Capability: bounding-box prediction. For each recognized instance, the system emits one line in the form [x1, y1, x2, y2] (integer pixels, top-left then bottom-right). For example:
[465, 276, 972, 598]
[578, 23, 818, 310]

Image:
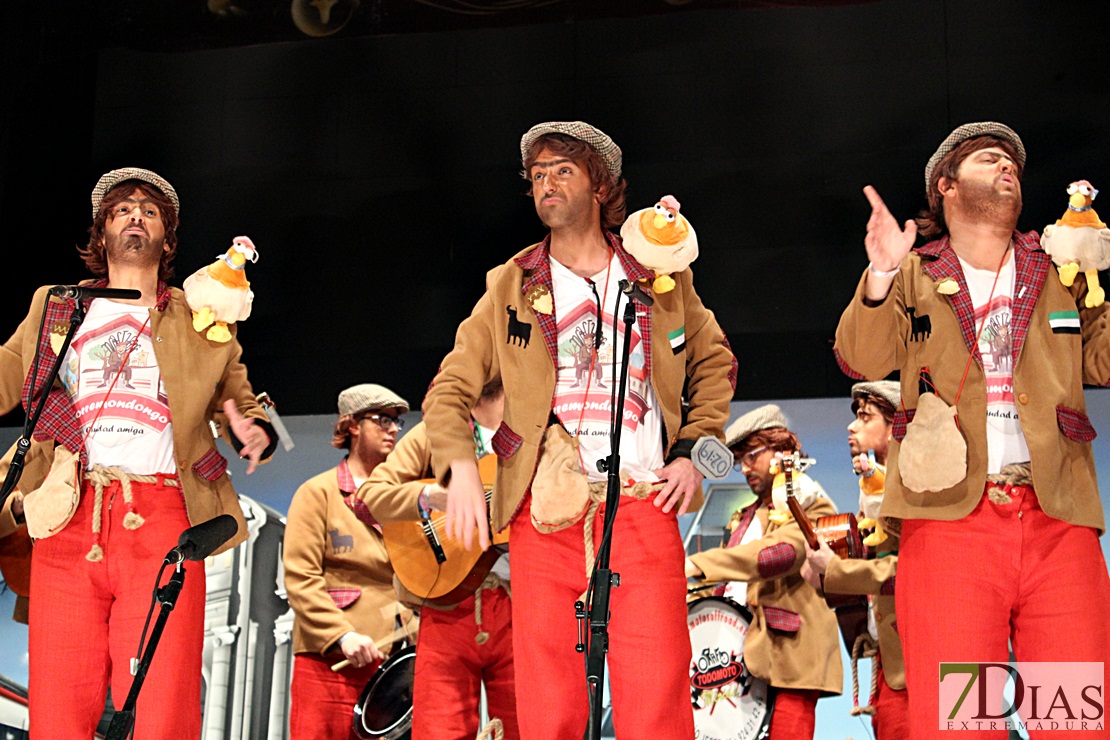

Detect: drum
[352, 645, 415, 740]
[687, 596, 773, 740]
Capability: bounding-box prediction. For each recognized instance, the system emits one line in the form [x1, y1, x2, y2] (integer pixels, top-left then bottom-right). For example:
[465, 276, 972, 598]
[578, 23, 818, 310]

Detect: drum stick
[330, 624, 414, 672]
[686, 580, 722, 595]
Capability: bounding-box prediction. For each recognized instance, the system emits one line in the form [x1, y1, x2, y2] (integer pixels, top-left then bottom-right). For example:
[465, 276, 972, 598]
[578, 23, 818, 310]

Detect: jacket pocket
[1056, 405, 1097, 443]
[892, 408, 915, 443]
[762, 605, 801, 633]
[491, 422, 523, 460]
[327, 588, 361, 609]
[192, 448, 229, 481]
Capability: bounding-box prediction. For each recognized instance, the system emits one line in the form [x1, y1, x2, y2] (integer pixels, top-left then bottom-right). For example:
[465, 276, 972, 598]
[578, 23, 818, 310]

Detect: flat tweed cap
[725, 403, 788, 449]
[520, 120, 623, 181]
[851, 380, 901, 412]
[338, 383, 409, 416]
[924, 121, 1026, 193]
[91, 167, 180, 219]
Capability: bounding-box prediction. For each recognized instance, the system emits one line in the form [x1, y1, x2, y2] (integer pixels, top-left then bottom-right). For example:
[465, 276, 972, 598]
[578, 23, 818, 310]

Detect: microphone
[165, 514, 239, 564]
[49, 285, 142, 301]
[618, 279, 654, 307]
[690, 436, 734, 479]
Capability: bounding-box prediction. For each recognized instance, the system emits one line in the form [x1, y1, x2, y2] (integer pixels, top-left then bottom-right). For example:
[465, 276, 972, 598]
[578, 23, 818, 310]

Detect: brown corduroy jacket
[835, 234, 1109, 532]
[422, 238, 737, 532]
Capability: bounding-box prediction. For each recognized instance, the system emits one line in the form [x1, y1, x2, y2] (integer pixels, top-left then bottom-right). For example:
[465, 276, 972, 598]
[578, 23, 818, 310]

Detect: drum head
[687, 596, 774, 740]
[353, 645, 415, 740]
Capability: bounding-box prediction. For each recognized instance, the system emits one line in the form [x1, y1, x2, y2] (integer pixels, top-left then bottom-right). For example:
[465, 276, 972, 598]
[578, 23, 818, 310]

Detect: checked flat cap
[520, 120, 622, 181]
[924, 122, 1026, 193]
[338, 383, 409, 416]
[724, 404, 788, 449]
[91, 167, 180, 219]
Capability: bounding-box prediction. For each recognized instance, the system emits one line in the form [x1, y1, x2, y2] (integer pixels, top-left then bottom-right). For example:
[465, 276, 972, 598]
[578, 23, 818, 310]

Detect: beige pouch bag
[898, 392, 967, 492]
[530, 423, 591, 534]
[23, 445, 81, 539]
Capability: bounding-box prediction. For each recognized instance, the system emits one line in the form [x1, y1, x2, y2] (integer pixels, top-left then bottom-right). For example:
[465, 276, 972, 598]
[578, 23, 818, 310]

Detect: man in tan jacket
[361, 379, 518, 740]
[686, 404, 842, 739]
[283, 383, 412, 740]
[0, 167, 276, 739]
[423, 120, 737, 739]
[802, 380, 907, 739]
[835, 121, 1110, 737]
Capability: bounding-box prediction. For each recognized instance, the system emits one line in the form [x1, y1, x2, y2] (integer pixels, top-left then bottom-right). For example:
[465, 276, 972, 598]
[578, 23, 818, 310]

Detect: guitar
[379, 453, 509, 607]
[779, 453, 868, 611]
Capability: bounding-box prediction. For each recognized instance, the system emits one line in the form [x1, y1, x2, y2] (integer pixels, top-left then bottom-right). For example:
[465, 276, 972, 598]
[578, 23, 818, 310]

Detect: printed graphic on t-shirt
[975, 294, 1021, 430]
[64, 306, 170, 444]
[552, 295, 650, 438]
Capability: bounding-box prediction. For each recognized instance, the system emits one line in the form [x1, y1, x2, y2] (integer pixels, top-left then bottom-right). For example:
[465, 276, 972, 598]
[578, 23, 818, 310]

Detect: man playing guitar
[360, 378, 517, 740]
[685, 404, 843, 739]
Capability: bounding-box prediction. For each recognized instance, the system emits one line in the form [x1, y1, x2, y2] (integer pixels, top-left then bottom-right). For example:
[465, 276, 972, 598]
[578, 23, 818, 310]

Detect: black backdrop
[3, 0, 1109, 425]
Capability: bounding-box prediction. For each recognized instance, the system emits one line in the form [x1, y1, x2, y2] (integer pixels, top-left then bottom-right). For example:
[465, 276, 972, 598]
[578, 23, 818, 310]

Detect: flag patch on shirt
[1049, 310, 1080, 334]
[668, 326, 686, 354]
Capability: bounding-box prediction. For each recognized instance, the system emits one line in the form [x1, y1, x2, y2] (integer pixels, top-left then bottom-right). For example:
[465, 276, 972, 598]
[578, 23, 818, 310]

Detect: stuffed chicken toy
[183, 235, 258, 342]
[620, 194, 698, 293]
[1041, 180, 1110, 308]
[856, 450, 888, 547]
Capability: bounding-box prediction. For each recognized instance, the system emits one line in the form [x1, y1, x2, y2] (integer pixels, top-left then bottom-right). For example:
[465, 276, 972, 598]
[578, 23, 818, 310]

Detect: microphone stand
[0, 294, 88, 510]
[580, 288, 640, 740]
[104, 561, 187, 740]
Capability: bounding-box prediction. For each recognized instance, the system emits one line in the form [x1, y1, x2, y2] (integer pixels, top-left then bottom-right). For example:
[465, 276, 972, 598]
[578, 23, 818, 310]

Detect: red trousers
[872, 664, 910, 740]
[290, 652, 382, 740]
[511, 495, 694, 739]
[767, 687, 820, 740]
[412, 585, 518, 740]
[28, 477, 205, 739]
[897, 488, 1110, 739]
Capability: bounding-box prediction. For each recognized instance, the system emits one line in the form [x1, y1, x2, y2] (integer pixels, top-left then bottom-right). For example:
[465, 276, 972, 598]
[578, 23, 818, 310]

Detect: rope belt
[849, 630, 880, 717]
[476, 718, 504, 740]
[83, 466, 179, 562]
[473, 571, 511, 645]
[985, 462, 1033, 504]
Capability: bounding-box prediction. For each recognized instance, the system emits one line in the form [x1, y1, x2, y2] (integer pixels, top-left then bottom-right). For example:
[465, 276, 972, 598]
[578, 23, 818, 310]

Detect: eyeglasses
[361, 414, 404, 431]
[732, 446, 769, 471]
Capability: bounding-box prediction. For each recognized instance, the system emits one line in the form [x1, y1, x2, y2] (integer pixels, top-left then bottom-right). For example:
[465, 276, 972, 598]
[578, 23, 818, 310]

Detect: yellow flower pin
[525, 284, 553, 315]
[935, 278, 959, 295]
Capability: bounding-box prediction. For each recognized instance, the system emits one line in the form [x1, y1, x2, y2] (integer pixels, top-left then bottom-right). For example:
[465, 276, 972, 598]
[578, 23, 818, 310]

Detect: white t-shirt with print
[960, 253, 1030, 473]
[62, 298, 175, 475]
[549, 253, 664, 483]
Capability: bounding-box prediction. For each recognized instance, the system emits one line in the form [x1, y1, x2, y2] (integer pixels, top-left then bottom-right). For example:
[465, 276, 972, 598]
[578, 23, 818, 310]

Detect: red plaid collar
[725, 500, 761, 548]
[22, 280, 172, 461]
[916, 230, 1047, 363]
[337, 456, 357, 494]
[515, 232, 655, 377]
[338, 457, 381, 530]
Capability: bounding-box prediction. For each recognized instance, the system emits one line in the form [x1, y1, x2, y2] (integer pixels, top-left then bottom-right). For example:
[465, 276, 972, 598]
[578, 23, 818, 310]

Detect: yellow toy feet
[1057, 262, 1080, 287]
[862, 527, 888, 547]
[192, 306, 215, 332]
[1086, 285, 1105, 308]
[652, 274, 676, 293]
[206, 322, 232, 342]
[858, 516, 878, 529]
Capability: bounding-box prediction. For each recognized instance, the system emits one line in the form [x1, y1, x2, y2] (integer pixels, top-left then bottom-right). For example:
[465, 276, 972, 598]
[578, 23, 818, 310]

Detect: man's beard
[959, 176, 1022, 228]
[106, 232, 163, 267]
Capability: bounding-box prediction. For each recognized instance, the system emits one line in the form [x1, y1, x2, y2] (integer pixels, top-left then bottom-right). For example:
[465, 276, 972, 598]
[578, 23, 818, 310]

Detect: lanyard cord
[952, 244, 1011, 426]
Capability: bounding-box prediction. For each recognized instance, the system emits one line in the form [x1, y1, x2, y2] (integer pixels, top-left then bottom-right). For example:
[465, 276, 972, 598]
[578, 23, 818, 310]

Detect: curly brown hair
[80, 180, 178, 282]
[735, 427, 801, 457]
[915, 135, 1024, 239]
[522, 133, 628, 230]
